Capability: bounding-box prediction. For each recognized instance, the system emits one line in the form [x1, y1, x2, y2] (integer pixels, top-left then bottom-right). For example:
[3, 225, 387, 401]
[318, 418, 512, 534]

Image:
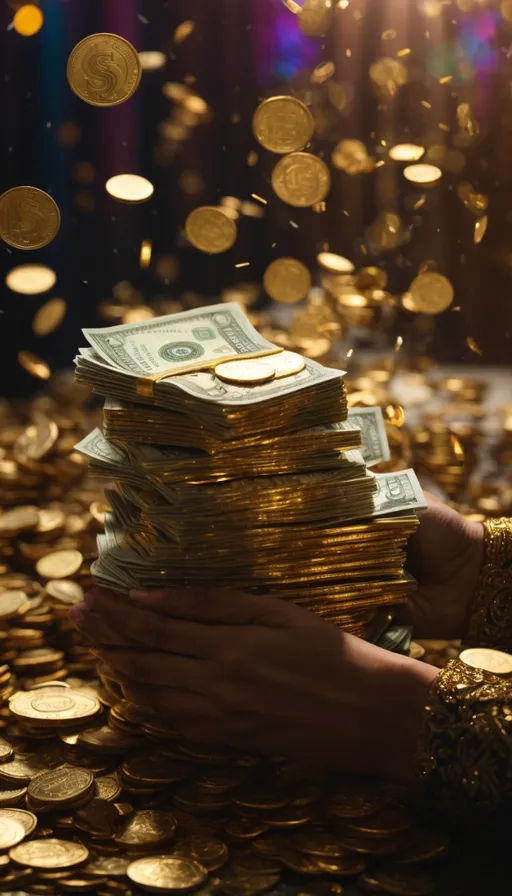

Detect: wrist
[459, 519, 485, 635]
[376, 652, 439, 782]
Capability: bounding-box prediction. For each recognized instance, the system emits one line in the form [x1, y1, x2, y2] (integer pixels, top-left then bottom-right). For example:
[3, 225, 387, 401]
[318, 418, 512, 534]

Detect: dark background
[1, 0, 511, 398]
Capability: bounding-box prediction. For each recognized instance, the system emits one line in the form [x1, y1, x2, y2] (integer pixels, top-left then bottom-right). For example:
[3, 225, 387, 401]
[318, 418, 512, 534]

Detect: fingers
[128, 584, 294, 628]
[115, 677, 208, 726]
[99, 647, 210, 693]
[75, 590, 215, 657]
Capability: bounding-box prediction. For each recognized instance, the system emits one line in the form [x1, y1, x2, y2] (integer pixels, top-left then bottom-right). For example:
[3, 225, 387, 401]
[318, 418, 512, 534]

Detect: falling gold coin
[139, 50, 167, 71]
[317, 252, 355, 273]
[127, 856, 208, 892]
[215, 359, 276, 386]
[13, 4, 43, 37]
[405, 272, 454, 314]
[32, 298, 67, 336]
[6, 264, 56, 295]
[67, 33, 141, 107]
[10, 838, 89, 870]
[0, 187, 60, 250]
[332, 139, 371, 175]
[299, 0, 334, 36]
[369, 57, 408, 90]
[252, 96, 315, 154]
[270, 351, 306, 378]
[388, 144, 425, 162]
[272, 153, 331, 207]
[105, 174, 154, 203]
[403, 164, 442, 185]
[474, 215, 488, 245]
[35, 549, 83, 579]
[264, 257, 312, 303]
[17, 351, 51, 380]
[185, 206, 237, 254]
[460, 647, 512, 676]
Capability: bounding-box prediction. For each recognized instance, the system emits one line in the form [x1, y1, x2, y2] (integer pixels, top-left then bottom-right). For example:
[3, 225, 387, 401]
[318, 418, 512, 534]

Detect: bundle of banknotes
[75, 304, 427, 642]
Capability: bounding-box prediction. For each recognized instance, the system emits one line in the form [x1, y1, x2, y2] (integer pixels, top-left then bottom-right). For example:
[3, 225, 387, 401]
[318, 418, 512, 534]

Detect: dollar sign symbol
[83, 50, 119, 99]
[18, 192, 45, 246]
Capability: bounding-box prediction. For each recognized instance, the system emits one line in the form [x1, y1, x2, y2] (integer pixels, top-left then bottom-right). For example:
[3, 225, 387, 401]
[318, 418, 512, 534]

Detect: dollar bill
[371, 469, 427, 517]
[83, 303, 280, 376]
[346, 407, 390, 467]
[74, 428, 127, 466]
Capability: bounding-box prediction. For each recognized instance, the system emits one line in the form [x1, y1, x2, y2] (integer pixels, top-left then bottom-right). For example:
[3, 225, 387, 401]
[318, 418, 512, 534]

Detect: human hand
[398, 493, 484, 639]
[71, 586, 437, 779]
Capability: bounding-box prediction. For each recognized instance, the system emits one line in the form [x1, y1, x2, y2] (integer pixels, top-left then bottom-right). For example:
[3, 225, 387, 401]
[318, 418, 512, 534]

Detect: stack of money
[75, 304, 427, 639]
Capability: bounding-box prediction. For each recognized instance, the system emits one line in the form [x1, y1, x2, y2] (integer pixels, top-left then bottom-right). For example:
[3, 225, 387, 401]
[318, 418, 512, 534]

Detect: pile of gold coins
[0, 375, 105, 692]
[0, 672, 451, 895]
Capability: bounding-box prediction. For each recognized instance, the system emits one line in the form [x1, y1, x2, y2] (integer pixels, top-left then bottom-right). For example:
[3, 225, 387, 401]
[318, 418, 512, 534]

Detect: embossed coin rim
[67, 33, 142, 108]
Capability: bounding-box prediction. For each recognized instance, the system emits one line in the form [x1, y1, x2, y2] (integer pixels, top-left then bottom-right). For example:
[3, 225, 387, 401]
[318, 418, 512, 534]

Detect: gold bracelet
[464, 518, 512, 651]
[417, 655, 512, 825]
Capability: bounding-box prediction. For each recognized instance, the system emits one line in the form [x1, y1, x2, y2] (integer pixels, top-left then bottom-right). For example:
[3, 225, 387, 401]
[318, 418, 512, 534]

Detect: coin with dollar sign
[272, 153, 331, 207]
[67, 33, 141, 107]
[0, 187, 61, 250]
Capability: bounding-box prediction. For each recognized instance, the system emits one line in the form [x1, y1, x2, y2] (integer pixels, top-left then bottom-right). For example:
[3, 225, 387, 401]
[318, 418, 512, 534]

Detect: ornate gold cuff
[464, 518, 512, 651]
[417, 654, 512, 825]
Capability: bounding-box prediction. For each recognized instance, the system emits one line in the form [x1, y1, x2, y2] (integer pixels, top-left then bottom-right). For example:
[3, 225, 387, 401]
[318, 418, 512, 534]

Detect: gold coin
[17, 351, 51, 379]
[389, 143, 425, 162]
[405, 272, 454, 314]
[10, 838, 89, 869]
[271, 153, 331, 207]
[0, 506, 39, 535]
[94, 774, 122, 802]
[0, 808, 37, 836]
[0, 591, 31, 621]
[0, 740, 13, 763]
[115, 809, 178, 847]
[67, 33, 141, 107]
[370, 56, 408, 89]
[252, 96, 314, 154]
[9, 687, 100, 724]
[403, 163, 442, 185]
[16, 420, 59, 461]
[460, 647, 512, 675]
[0, 187, 61, 250]
[270, 351, 306, 379]
[6, 264, 56, 295]
[32, 298, 67, 336]
[105, 174, 154, 203]
[28, 766, 94, 807]
[45, 580, 84, 605]
[185, 207, 237, 254]
[409, 641, 426, 660]
[35, 549, 83, 579]
[263, 258, 312, 303]
[299, 0, 334, 36]
[474, 215, 488, 245]
[127, 856, 208, 892]
[214, 359, 276, 386]
[0, 817, 26, 849]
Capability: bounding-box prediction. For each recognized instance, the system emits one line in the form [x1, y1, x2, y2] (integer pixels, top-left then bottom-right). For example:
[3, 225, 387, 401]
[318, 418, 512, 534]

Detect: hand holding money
[398, 492, 484, 639]
[72, 585, 437, 779]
